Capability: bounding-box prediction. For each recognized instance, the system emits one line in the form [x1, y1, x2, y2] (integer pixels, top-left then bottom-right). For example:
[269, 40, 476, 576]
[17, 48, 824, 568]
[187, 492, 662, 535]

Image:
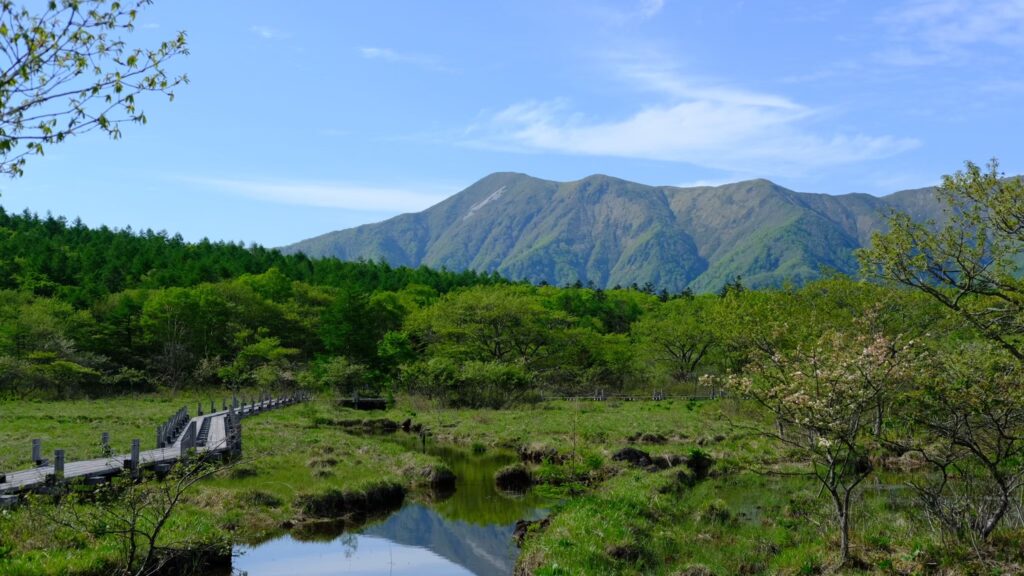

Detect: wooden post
[53, 449, 65, 480]
[101, 432, 110, 456]
[210, 399, 215, 413]
[180, 421, 196, 458]
[197, 401, 203, 416]
[235, 412, 242, 454]
[32, 438, 41, 465]
[130, 439, 140, 479]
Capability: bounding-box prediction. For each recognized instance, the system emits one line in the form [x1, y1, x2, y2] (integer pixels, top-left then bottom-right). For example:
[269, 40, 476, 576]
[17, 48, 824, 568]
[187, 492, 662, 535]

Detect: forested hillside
[6, 202, 922, 404]
[0, 208, 504, 305]
[0, 207, 505, 397]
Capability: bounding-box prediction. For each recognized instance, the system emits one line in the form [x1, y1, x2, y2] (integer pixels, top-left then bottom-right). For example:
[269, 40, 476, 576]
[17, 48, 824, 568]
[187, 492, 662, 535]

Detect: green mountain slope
[282, 173, 945, 292]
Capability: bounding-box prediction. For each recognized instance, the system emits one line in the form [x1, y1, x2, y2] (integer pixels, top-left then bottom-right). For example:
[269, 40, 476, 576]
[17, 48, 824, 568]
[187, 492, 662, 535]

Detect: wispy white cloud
[358, 47, 452, 72]
[464, 55, 918, 174]
[637, 0, 666, 19]
[876, 0, 1024, 65]
[251, 25, 288, 40]
[780, 60, 862, 84]
[186, 177, 450, 212]
[587, 0, 668, 26]
[616, 56, 802, 109]
[467, 100, 916, 174]
[675, 178, 743, 188]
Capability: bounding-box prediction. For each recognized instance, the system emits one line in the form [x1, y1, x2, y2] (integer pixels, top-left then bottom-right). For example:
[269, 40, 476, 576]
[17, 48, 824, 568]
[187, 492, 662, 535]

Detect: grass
[381, 398, 1021, 575]
[0, 394, 192, 470]
[383, 397, 755, 457]
[0, 393, 450, 574]
[1, 394, 1021, 575]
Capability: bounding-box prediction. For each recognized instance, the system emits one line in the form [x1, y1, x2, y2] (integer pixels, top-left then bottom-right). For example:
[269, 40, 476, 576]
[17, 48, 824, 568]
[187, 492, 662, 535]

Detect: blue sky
[1, 0, 1021, 247]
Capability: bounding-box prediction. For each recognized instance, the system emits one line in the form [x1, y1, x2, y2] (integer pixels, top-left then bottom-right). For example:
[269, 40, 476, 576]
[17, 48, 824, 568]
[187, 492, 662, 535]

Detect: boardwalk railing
[157, 407, 189, 448]
[0, 391, 310, 505]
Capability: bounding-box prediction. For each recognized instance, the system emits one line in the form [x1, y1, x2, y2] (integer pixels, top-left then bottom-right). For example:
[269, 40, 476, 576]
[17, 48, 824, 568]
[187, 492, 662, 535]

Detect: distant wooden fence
[540, 389, 725, 402]
[0, 391, 309, 507]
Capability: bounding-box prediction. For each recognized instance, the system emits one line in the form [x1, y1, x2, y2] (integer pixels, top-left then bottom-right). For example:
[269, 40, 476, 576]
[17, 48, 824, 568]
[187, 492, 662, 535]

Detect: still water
[234, 440, 549, 576]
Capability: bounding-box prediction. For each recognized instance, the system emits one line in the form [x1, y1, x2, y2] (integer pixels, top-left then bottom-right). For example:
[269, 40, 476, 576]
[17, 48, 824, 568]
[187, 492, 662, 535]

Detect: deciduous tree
[859, 159, 1024, 361]
[631, 296, 717, 386]
[728, 319, 916, 565]
[903, 342, 1024, 545]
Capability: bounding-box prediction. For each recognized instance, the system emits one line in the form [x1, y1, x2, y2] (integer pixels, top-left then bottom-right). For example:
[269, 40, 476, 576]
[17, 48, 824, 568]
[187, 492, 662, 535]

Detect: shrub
[401, 358, 534, 408]
[300, 356, 371, 395]
[686, 448, 713, 480]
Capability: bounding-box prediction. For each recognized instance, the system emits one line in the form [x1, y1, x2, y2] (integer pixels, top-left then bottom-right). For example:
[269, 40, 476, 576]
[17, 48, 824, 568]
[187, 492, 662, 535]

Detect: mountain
[361, 503, 517, 575]
[281, 173, 944, 292]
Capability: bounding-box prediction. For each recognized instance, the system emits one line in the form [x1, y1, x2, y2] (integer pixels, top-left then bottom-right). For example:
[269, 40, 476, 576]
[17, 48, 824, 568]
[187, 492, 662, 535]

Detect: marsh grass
[0, 394, 189, 470]
[375, 399, 1020, 574]
[1, 395, 1020, 574]
[0, 394, 447, 574]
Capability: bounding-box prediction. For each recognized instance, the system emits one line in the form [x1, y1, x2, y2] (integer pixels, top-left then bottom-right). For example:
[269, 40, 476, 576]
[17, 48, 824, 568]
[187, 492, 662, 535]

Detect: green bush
[686, 448, 713, 480]
[400, 357, 534, 409]
[300, 356, 371, 395]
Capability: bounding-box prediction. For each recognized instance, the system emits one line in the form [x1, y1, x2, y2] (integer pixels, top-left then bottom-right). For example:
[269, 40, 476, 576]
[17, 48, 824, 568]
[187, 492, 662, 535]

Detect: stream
[232, 438, 549, 576]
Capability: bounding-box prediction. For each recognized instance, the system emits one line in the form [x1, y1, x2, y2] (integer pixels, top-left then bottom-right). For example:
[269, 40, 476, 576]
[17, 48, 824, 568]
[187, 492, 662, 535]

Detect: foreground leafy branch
[33, 455, 229, 575]
[0, 0, 188, 176]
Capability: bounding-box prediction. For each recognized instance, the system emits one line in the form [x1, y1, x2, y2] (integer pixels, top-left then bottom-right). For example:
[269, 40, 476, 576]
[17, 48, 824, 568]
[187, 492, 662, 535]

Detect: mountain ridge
[282, 173, 944, 292]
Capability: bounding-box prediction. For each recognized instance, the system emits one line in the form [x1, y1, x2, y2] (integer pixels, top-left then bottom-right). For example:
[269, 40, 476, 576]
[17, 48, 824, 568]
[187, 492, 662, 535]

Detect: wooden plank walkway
[0, 394, 305, 496]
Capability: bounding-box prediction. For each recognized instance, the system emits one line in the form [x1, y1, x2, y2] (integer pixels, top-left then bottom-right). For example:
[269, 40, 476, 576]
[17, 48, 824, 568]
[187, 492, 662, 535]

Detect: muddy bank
[294, 481, 406, 520]
[152, 547, 232, 576]
[495, 463, 533, 491]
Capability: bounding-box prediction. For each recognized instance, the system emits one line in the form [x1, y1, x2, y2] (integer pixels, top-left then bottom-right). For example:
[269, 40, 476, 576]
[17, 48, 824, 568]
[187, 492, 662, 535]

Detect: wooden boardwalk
[0, 394, 304, 497]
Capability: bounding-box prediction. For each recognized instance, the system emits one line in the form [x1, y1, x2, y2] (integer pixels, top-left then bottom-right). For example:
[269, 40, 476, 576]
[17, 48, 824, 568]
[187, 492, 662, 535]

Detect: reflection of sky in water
[234, 443, 549, 576]
[361, 503, 517, 574]
[234, 533, 475, 576]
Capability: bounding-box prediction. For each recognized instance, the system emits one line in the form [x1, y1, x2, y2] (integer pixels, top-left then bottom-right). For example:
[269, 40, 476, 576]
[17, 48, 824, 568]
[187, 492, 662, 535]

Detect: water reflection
[365, 503, 515, 574]
[234, 439, 549, 576]
[235, 532, 475, 576]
